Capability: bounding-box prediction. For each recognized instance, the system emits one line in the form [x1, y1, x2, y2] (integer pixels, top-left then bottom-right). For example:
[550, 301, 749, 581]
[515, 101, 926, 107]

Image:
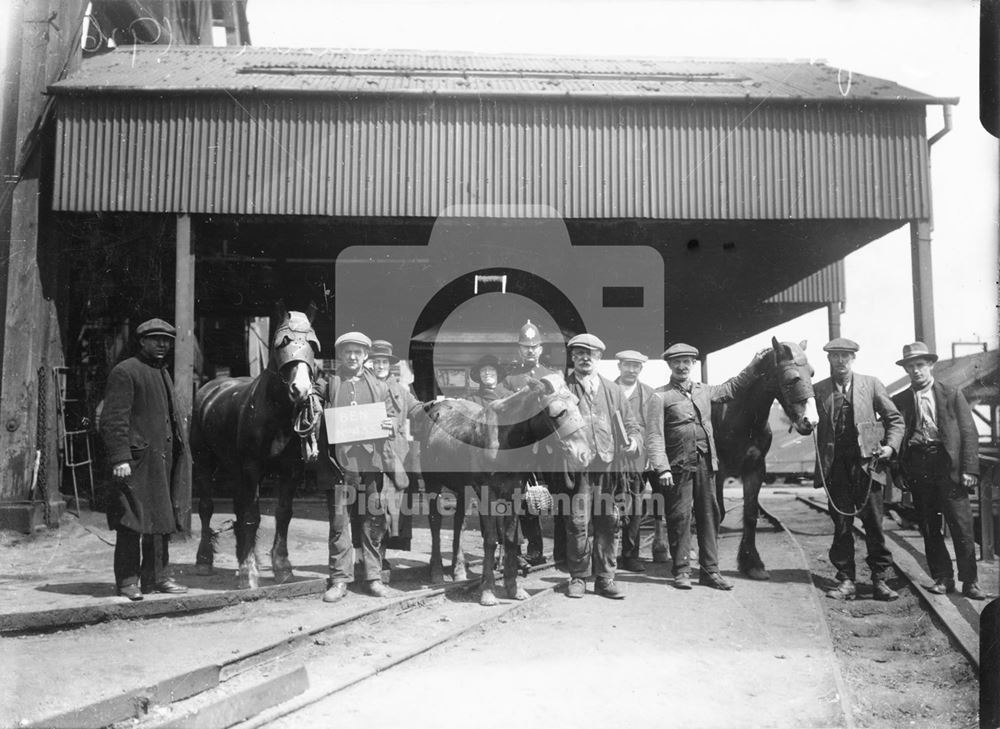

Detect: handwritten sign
[324, 402, 388, 445]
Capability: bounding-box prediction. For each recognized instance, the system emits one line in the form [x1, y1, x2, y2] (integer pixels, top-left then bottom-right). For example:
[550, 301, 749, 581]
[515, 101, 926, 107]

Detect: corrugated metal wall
[766, 260, 846, 303]
[52, 95, 931, 219]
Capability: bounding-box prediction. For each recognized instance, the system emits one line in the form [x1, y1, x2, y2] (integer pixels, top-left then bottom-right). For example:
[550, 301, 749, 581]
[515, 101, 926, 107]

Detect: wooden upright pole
[174, 214, 195, 532]
[909, 220, 937, 351]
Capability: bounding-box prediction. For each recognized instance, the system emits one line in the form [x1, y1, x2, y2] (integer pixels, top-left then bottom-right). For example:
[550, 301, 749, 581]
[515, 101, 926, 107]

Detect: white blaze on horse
[190, 308, 323, 589]
[712, 337, 816, 580]
[411, 374, 591, 606]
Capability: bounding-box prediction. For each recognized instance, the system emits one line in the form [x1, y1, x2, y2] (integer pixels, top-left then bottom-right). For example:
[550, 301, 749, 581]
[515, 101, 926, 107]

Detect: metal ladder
[53, 366, 95, 514]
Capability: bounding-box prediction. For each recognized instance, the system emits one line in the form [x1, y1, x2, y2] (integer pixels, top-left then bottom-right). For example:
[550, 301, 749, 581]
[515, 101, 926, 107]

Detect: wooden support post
[174, 214, 195, 532]
[982, 465, 995, 562]
[827, 302, 841, 341]
[909, 220, 936, 351]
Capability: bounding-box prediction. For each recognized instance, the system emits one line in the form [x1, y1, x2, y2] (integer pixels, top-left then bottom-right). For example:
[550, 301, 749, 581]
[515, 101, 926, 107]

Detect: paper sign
[324, 402, 389, 445]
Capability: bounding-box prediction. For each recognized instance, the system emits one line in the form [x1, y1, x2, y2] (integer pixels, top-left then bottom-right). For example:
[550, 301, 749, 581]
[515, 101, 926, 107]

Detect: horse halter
[771, 352, 815, 406]
[547, 391, 587, 447]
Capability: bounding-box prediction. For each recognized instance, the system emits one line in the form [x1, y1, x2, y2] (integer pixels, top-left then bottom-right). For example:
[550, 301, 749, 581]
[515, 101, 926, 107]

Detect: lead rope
[294, 392, 323, 464]
[811, 429, 877, 518]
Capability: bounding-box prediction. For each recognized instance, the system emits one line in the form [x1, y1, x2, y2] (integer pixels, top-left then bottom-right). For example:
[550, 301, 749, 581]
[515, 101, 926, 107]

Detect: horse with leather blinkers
[191, 307, 323, 589]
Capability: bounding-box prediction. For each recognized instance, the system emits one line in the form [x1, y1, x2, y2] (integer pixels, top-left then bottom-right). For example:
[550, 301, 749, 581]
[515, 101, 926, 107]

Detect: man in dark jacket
[563, 333, 640, 600]
[100, 318, 190, 601]
[657, 343, 763, 591]
[317, 331, 393, 602]
[814, 338, 905, 602]
[891, 342, 985, 600]
[613, 350, 671, 572]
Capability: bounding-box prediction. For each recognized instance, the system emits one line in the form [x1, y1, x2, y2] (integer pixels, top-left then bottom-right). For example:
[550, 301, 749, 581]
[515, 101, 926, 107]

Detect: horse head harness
[272, 312, 322, 463]
[770, 351, 815, 406]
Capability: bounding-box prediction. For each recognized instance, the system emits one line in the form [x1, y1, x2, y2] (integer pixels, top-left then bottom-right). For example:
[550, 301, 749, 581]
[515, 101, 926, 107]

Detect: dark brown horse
[411, 374, 591, 606]
[712, 337, 817, 580]
[190, 310, 323, 589]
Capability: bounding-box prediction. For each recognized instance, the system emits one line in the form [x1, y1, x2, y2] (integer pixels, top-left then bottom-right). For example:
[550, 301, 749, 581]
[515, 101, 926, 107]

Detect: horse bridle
[770, 352, 815, 412]
[544, 390, 587, 452]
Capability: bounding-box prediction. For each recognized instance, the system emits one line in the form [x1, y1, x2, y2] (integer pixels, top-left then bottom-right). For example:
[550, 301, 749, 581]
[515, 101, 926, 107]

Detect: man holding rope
[814, 338, 904, 602]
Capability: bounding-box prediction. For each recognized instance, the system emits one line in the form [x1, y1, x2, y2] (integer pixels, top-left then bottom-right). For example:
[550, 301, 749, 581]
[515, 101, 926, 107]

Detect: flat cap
[334, 331, 372, 350]
[822, 338, 860, 354]
[566, 333, 606, 352]
[896, 341, 938, 366]
[615, 350, 648, 363]
[136, 318, 176, 338]
[370, 339, 399, 363]
[662, 343, 699, 360]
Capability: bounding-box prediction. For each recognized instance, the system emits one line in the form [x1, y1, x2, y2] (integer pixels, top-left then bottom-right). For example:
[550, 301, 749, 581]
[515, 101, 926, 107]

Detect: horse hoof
[273, 569, 293, 584]
[453, 562, 468, 582]
[196, 564, 214, 576]
[739, 564, 770, 581]
[480, 590, 499, 607]
[429, 564, 445, 585]
[506, 585, 529, 601]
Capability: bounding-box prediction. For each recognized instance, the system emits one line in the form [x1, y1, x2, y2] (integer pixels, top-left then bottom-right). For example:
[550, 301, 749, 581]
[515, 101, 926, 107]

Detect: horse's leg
[236, 466, 262, 590]
[502, 491, 528, 601]
[737, 446, 769, 580]
[270, 460, 297, 584]
[194, 457, 216, 575]
[451, 486, 467, 582]
[427, 484, 445, 584]
[479, 487, 498, 606]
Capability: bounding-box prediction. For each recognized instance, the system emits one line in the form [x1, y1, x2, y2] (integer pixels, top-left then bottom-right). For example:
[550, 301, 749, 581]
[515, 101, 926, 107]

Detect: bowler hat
[615, 350, 648, 364]
[566, 333, 606, 353]
[136, 318, 176, 339]
[470, 355, 504, 384]
[896, 341, 938, 366]
[370, 339, 400, 363]
[334, 331, 372, 350]
[661, 343, 699, 361]
[822, 338, 859, 354]
[518, 320, 543, 347]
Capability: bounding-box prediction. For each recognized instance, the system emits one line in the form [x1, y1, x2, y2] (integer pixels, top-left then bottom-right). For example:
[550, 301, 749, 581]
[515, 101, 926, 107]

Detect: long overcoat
[100, 355, 191, 534]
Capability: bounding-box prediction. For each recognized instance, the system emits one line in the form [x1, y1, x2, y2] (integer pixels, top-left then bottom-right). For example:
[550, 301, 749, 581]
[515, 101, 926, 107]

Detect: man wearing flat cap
[503, 320, 558, 565]
[656, 343, 764, 591]
[891, 342, 985, 600]
[369, 340, 419, 572]
[614, 350, 672, 572]
[814, 337, 904, 602]
[563, 333, 641, 600]
[317, 331, 394, 602]
[100, 318, 190, 601]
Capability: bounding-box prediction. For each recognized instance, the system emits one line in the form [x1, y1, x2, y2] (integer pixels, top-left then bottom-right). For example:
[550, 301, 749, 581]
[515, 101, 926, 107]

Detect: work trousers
[619, 471, 646, 561]
[326, 469, 387, 584]
[114, 528, 170, 588]
[904, 447, 978, 584]
[565, 463, 617, 581]
[827, 447, 893, 582]
[665, 452, 719, 577]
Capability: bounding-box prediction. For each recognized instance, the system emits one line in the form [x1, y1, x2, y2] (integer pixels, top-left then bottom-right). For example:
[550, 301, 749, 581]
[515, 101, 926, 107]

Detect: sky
[216, 1, 995, 386]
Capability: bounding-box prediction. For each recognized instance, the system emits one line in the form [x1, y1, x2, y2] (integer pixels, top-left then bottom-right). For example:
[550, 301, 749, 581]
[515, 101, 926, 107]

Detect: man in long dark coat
[100, 318, 191, 601]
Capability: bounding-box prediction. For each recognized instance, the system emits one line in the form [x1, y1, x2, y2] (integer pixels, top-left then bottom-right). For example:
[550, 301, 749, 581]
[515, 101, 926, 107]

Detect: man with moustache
[613, 350, 672, 572]
[100, 318, 190, 600]
[891, 342, 985, 600]
[317, 331, 394, 602]
[657, 344, 765, 591]
[503, 320, 557, 566]
[814, 338, 904, 602]
[563, 334, 641, 600]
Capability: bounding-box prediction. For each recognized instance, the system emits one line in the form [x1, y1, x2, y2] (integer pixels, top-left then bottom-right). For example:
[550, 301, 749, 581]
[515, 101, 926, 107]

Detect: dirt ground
[0, 489, 982, 729]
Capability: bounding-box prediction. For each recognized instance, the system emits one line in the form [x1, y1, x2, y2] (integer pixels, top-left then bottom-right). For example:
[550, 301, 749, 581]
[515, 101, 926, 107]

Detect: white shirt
[913, 379, 938, 427]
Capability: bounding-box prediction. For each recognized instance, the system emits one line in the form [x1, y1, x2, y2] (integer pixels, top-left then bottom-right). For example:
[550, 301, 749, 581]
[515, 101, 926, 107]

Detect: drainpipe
[928, 104, 954, 147]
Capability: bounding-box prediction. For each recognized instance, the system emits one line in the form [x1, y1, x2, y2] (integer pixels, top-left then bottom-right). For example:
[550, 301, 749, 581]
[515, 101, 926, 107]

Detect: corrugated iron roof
[49, 46, 952, 103]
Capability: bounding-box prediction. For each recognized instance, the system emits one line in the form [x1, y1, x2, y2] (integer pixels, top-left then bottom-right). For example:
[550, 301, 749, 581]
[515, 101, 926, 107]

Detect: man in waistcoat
[891, 342, 985, 600]
[563, 334, 640, 599]
[814, 338, 905, 601]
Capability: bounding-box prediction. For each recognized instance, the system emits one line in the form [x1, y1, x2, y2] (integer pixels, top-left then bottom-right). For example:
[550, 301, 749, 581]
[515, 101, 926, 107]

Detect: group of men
[100, 317, 986, 606]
